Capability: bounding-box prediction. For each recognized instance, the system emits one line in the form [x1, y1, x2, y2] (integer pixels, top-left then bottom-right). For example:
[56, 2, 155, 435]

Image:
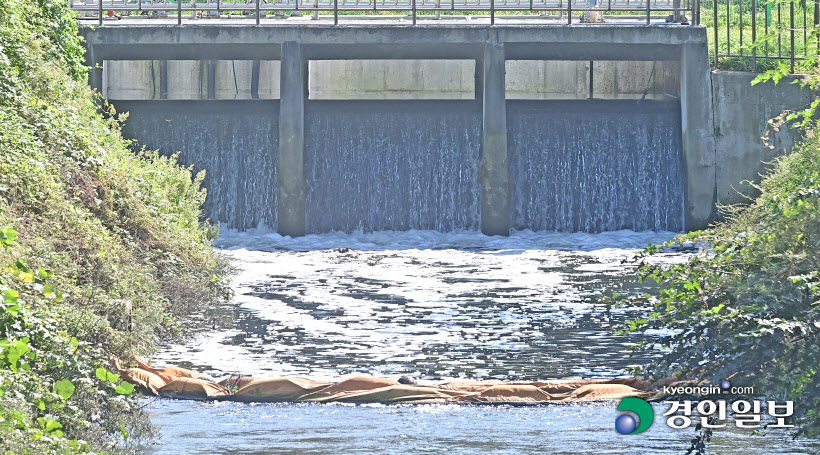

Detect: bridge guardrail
[70, 0, 697, 26]
[706, 0, 818, 73]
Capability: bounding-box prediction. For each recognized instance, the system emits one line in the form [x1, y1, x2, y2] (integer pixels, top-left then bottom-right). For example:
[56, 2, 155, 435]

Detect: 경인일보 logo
[615, 397, 654, 435]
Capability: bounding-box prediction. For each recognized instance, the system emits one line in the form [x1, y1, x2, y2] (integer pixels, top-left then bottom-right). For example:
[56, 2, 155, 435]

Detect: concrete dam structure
[80, 24, 807, 236]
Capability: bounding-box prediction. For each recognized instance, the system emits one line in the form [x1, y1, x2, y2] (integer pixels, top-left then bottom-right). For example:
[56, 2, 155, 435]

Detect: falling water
[117, 99, 683, 234]
[118, 100, 279, 230]
[508, 100, 684, 233]
[304, 100, 482, 234]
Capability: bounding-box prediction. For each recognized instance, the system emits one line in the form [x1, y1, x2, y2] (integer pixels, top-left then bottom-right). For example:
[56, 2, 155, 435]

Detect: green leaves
[618, 122, 820, 436]
[0, 0, 228, 451]
[53, 379, 75, 400]
[0, 227, 17, 246]
[1, 337, 33, 372]
[36, 417, 63, 438]
[115, 381, 134, 395]
[4, 289, 20, 305]
[3, 289, 20, 316]
[96, 367, 133, 395]
[95, 368, 119, 383]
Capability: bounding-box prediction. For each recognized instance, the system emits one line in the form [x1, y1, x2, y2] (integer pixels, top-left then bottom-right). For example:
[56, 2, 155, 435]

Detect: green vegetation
[701, 0, 819, 72]
[619, 106, 820, 435]
[0, 0, 230, 452]
[617, 0, 820, 436]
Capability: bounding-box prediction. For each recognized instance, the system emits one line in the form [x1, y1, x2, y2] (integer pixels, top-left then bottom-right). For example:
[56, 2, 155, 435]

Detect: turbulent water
[153, 229, 677, 380]
[145, 229, 820, 454]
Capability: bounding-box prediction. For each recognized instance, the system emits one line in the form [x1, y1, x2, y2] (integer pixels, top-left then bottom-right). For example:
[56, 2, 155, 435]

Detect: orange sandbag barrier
[115, 358, 658, 404]
[158, 378, 231, 400]
[233, 377, 333, 402]
[218, 375, 258, 390]
[119, 368, 170, 395]
[135, 356, 201, 380]
[565, 383, 646, 400]
[462, 385, 555, 403]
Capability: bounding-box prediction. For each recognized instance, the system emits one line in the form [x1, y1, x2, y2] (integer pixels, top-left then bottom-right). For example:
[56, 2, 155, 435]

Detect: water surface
[146, 230, 818, 454]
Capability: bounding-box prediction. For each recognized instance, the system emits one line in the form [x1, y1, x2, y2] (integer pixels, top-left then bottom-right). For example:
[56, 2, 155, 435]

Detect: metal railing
[707, 0, 819, 72]
[70, 0, 697, 26]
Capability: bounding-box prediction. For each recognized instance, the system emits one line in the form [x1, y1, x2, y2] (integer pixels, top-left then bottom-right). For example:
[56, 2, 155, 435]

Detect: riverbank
[0, 0, 230, 452]
[620, 120, 820, 435]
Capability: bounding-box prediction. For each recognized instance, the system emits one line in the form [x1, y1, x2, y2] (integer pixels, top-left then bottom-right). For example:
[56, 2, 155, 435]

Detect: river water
[144, 229, 820, 454]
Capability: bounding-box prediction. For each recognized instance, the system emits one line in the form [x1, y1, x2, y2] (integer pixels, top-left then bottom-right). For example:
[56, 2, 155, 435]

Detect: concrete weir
[81, 25, 735, 235]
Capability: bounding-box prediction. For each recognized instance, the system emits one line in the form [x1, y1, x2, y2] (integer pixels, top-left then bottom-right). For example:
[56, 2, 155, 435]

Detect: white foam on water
[215, 227, 680, 252]
[154, 228, 685, 381]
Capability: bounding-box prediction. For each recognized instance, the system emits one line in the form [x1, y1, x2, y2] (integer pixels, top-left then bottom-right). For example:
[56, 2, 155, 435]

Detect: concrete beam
[680, 35, 717, 230]
[79, 25, 705, 62]
[480, 39, 510, 236]
[503, 42, 680, 61]
[277, 41, 306, 237]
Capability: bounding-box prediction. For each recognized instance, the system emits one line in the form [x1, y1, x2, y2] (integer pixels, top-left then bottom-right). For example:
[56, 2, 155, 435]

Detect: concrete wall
[104, 60, 280, 100]
[711, 71, 811, 207]
[214, 60, 281, 99]
[103, 60, 159, 100]
[505, 60, 674, 100]
[104, 58, 675, 101]
[309, 60, 475, 99]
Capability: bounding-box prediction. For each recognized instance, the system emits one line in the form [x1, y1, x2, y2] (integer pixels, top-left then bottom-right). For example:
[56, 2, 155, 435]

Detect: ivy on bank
[0, 0, 231, 452]
[1, 229, 137, 454]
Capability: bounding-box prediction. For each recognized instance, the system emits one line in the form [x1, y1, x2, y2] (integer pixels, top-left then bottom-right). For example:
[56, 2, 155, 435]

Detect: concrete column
[160, 60, 168, 99]
[277, 41, 306, 237]
[208, 60, 216, 100]
[86, 46, 103, 95]
[251, 59, 261, 100]
[479, 41, 510, 236]
[474, 58, 484, 100]
[680, 39, 717, 230]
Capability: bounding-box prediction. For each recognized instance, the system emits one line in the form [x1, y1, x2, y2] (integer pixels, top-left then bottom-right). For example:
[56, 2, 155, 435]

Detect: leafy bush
[0, 0, 230, 452]
[620, 129, 820, 436]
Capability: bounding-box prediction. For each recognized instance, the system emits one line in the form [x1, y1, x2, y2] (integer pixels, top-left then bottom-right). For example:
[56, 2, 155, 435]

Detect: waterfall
[507, 100, 684, 233]
[116, 99, 683, 234]
[304, 101, 482, 233]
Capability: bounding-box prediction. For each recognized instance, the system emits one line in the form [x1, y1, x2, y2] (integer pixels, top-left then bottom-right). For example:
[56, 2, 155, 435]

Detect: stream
[144, 229, 820, 454]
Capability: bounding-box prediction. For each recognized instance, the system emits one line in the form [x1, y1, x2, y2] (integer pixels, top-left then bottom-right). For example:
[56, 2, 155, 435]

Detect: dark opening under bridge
[79, 22, 745, 236]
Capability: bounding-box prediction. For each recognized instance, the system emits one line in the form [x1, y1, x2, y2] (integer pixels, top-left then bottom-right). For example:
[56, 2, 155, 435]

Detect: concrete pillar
[474, 58, 484, 100]
[208, 60, 216, 100]
[251, 59, 261, 100]
[277, 41, 306, 237]
[160, 60, 168, 99]
[87, 47, 103, 95]
[479, 41, 510, 236]
[680, 39, 717, 230]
